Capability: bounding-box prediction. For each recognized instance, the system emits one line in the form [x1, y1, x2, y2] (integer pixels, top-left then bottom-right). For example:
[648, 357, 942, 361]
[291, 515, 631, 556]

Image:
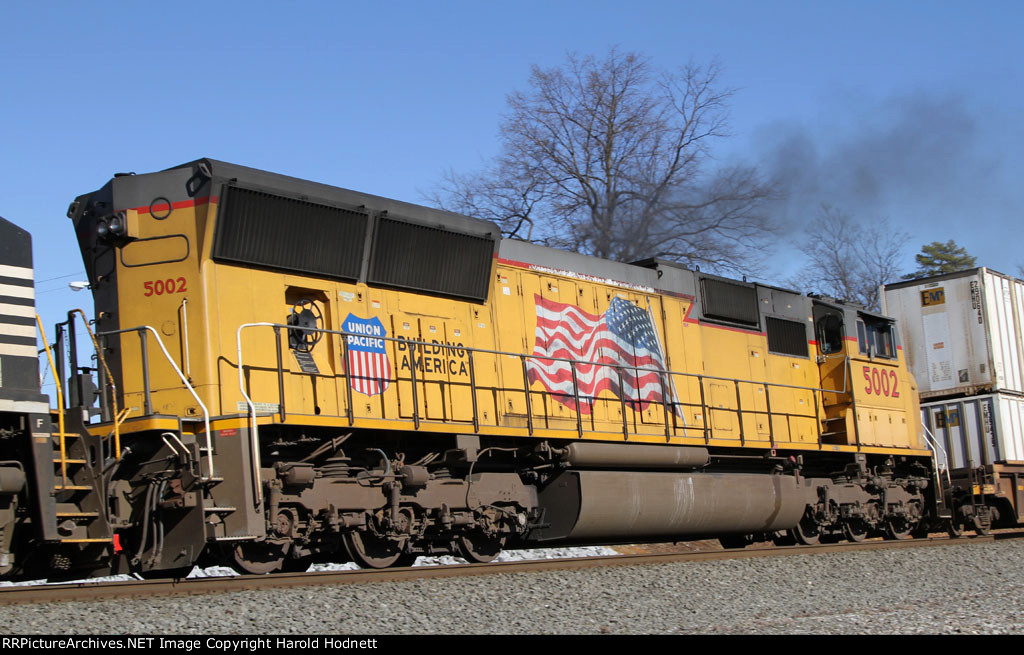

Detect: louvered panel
[701, 278, 759, 326]
[213, 185, 367, 280]
[369, 218, 493, 302]
[766, 317, 809, 357]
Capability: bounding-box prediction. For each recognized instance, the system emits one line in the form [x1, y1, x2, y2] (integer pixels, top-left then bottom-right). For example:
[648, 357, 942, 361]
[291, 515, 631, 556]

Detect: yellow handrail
[35, 316, 67, 487]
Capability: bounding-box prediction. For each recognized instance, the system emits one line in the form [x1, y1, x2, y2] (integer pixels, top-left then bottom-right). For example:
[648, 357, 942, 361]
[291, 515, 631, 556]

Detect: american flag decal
[526, 294, 679, 415]
[343, 314, 392, 396]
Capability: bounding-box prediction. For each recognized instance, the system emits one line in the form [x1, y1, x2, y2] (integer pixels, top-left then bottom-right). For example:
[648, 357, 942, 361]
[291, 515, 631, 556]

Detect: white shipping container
[921, 393, 1024, 470]
[882, 268, 1024, 398]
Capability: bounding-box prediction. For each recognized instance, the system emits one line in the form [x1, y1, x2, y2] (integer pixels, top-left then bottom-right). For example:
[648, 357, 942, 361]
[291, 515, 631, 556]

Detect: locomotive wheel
[791, 515, 821, 545]
[947, 518, 963, 539]
[843, 519, 869, 543]
[884, 517, 913, 540]
[457, 532, 506, 563]
[230, 542, 287, 575]
[970, 514, 992, 536]
[343, 531, 404, 569]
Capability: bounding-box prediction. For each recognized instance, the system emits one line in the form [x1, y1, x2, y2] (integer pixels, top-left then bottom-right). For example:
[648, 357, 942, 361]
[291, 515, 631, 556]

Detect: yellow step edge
[58, 538, 113, 543]
[53, 485, 92, 491]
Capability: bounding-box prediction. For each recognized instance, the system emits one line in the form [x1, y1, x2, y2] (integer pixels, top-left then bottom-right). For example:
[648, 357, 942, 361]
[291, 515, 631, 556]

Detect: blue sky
[3, 1, 1023, 372]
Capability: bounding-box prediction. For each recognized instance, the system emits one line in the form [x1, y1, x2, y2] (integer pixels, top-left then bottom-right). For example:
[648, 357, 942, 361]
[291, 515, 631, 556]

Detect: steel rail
[3, 531, 1021, 607]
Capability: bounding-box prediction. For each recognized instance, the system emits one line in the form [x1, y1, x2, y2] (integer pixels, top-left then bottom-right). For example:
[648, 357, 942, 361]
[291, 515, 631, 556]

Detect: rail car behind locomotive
[0, 216, 55, 576]
[0, 160, 957, 578]
[884, 269, 1024, 535]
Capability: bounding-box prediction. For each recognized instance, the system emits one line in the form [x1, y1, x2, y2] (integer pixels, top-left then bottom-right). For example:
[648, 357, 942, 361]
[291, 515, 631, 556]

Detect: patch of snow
[415, 545, 620, 567]
[307, 562, 361, 572]
[1, 573, 138, 587]
[2, 546, 621, 584]
[186, 566, 238, 578]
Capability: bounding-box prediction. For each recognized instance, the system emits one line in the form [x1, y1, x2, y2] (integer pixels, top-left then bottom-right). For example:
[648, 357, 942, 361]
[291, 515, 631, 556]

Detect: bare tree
[793, 205, 909, 311]
[428, 49, 775, 274]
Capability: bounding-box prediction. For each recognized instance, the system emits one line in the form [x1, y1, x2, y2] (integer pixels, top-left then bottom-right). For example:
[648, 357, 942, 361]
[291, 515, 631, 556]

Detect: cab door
[813, 302, 851, 444]
[813, 303, 848, 402]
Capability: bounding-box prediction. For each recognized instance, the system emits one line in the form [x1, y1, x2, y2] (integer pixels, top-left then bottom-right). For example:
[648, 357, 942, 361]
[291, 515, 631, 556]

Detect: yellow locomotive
[1, 159, 950, 577]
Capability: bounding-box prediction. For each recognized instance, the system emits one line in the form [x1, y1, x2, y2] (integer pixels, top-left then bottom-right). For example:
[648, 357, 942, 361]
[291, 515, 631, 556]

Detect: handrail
[69, 309, 121, 460]
[921, 423, 951, 486]
[236, 322, 852, 447]
[98, 326, 214, 480]
[36, 316, 67, 487]
[239, 322, 852, 397]
[231, 320, 940, 518]
[824, 355, 852, 396]
[178, 298, 192, 381]
[236, 323, 276, 508]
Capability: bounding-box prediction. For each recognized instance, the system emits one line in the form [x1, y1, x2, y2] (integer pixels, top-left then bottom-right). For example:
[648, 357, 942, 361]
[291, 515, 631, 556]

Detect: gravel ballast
[5, 539, 1024, 635]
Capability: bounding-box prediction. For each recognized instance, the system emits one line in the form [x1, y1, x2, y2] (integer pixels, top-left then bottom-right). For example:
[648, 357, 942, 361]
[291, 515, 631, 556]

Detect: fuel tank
[529, 470, 810, 542]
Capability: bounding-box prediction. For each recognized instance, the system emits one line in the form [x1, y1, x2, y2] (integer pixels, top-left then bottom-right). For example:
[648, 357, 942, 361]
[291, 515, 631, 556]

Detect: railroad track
[2, 531, 1020, 606]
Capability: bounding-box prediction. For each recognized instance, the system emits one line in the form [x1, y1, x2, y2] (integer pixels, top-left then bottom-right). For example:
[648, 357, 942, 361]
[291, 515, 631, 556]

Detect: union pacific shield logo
[343, 314, 392, 396]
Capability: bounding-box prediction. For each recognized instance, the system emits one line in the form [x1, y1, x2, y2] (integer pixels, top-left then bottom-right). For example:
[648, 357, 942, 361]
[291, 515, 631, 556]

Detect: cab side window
[857, 317, 896, 359]
[816, 313, 844, 354]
